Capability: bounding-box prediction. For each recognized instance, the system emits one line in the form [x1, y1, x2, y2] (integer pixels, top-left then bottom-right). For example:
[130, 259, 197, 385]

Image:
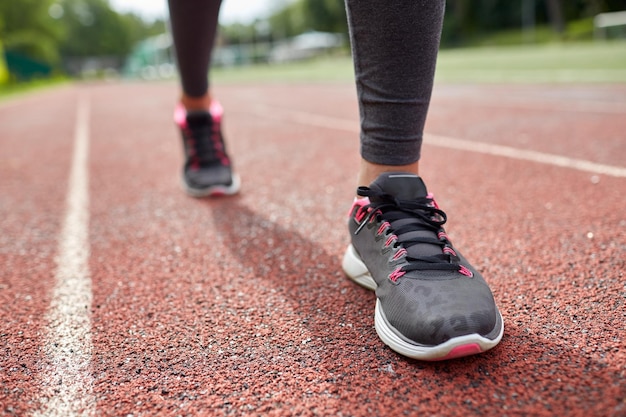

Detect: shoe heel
[342, 245, 377, 290]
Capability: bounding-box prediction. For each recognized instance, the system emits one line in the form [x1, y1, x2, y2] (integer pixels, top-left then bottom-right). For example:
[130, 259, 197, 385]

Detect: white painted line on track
[426, 134, 626, 178]
[256, 107, 626, 178]
[33, 95, 95, 417]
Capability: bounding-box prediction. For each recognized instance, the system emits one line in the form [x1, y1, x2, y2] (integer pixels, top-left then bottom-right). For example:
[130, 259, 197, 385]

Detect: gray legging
[167, 0, 445, 166]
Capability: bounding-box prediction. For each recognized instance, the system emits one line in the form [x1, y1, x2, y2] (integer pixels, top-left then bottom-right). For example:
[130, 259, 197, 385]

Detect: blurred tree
[301, 0, 347, 33]
[441, 0, 625, 45]
[546, 0, 565, 33]
[58, 0, 134, 58]
[267, 1, 307, 40]
[0, 0, 65, 65]
[0, 0, 167, 79]
[215, 0, 626, 48]
[119, 13, 167, 48]
[220, 23, 257, 45]
[222, 0, 346, 45]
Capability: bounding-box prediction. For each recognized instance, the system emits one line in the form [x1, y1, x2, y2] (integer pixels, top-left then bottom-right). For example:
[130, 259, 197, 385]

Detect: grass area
[435, 41, 626, 83]
[1, 41, 623, 100]
[0, 77, 69, 101]
[455, 20, 597, 47]
[211, 41, 626, 85]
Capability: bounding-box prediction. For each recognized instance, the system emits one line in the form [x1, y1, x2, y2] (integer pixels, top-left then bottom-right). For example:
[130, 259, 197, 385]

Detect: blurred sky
[109, 0, 288, 24]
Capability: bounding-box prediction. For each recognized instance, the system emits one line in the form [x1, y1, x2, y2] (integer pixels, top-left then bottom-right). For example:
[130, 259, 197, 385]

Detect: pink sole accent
[210, 100, 223, 122]
[174, 103, 187, 127]
[433, 343, 483, 361]
[174, 100, 224, 126]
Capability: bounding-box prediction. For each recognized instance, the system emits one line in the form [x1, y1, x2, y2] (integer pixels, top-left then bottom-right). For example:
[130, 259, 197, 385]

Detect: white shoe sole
[182, 173, 241, 198]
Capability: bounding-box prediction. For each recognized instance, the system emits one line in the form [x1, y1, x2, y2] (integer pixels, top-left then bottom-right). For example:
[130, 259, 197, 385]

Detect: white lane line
[33, 95, 95, 417]
[255, 107, 626, 178]
[426, 134, 626, 178]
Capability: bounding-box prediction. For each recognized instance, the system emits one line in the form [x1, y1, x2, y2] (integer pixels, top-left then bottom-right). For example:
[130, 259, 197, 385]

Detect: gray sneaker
[342, 172, 503, 360]
[175, 102, 240, 197]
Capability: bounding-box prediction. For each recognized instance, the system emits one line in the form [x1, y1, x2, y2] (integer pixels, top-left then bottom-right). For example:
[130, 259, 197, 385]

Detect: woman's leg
[168, 0, 240, 197]
[345, 0, 445, 185]
[167, 0, 223, 110]
[342, 0, 503, 361]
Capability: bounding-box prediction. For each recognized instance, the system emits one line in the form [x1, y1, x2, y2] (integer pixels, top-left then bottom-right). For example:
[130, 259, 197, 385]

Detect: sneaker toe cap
[379, 278, 500, 346]
[185, 165, 233, 188]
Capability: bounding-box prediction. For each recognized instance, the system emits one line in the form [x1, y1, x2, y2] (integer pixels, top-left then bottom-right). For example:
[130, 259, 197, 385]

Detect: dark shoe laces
[184, 114, 226, 165]
[354, 186, 472, 278]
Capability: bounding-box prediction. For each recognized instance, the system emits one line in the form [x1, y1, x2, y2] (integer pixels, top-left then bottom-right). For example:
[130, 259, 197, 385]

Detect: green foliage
[300, 0, 347, 33]
[441, 0, 626, 46]
[223, 0, 626, 48]
[225, 0, 347, 45]
[0, 0, 65, 64]
[566, 17, 596, 40]
[221, 23, 259, 45]
[0, 0, 167, 76]
[58, 0, 131, 57]
[56, 0, 164, 59]
[267, 1, 308, 40]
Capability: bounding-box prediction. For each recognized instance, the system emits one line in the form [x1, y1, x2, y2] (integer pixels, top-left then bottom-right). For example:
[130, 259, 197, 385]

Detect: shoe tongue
[186, 110, 212, 127]
[369, 172, 428, 201]
[371, 173, 442, 259]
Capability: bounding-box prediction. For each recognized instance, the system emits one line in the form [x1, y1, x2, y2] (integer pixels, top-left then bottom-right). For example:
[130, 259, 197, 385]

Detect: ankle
[181, 92, 212, 112]
[357, 159, 420, 189]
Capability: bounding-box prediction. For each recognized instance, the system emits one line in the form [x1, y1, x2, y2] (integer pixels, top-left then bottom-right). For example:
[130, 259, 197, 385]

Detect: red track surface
[1, 81, 625, 416]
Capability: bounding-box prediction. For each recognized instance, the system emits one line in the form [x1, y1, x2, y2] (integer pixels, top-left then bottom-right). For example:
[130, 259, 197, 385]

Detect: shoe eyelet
[384, 235, 397, 248]
[391, 248, 407, 261]
[376, 221, 391, 236]
[443, 246, 457, 257]
[458, 265, 474, 278]
[354, 206, 368, 223]
[388, 267, 405, 283]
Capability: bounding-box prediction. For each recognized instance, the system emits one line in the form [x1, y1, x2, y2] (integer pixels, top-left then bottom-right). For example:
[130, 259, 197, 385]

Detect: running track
[1, 81, 625, 416]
